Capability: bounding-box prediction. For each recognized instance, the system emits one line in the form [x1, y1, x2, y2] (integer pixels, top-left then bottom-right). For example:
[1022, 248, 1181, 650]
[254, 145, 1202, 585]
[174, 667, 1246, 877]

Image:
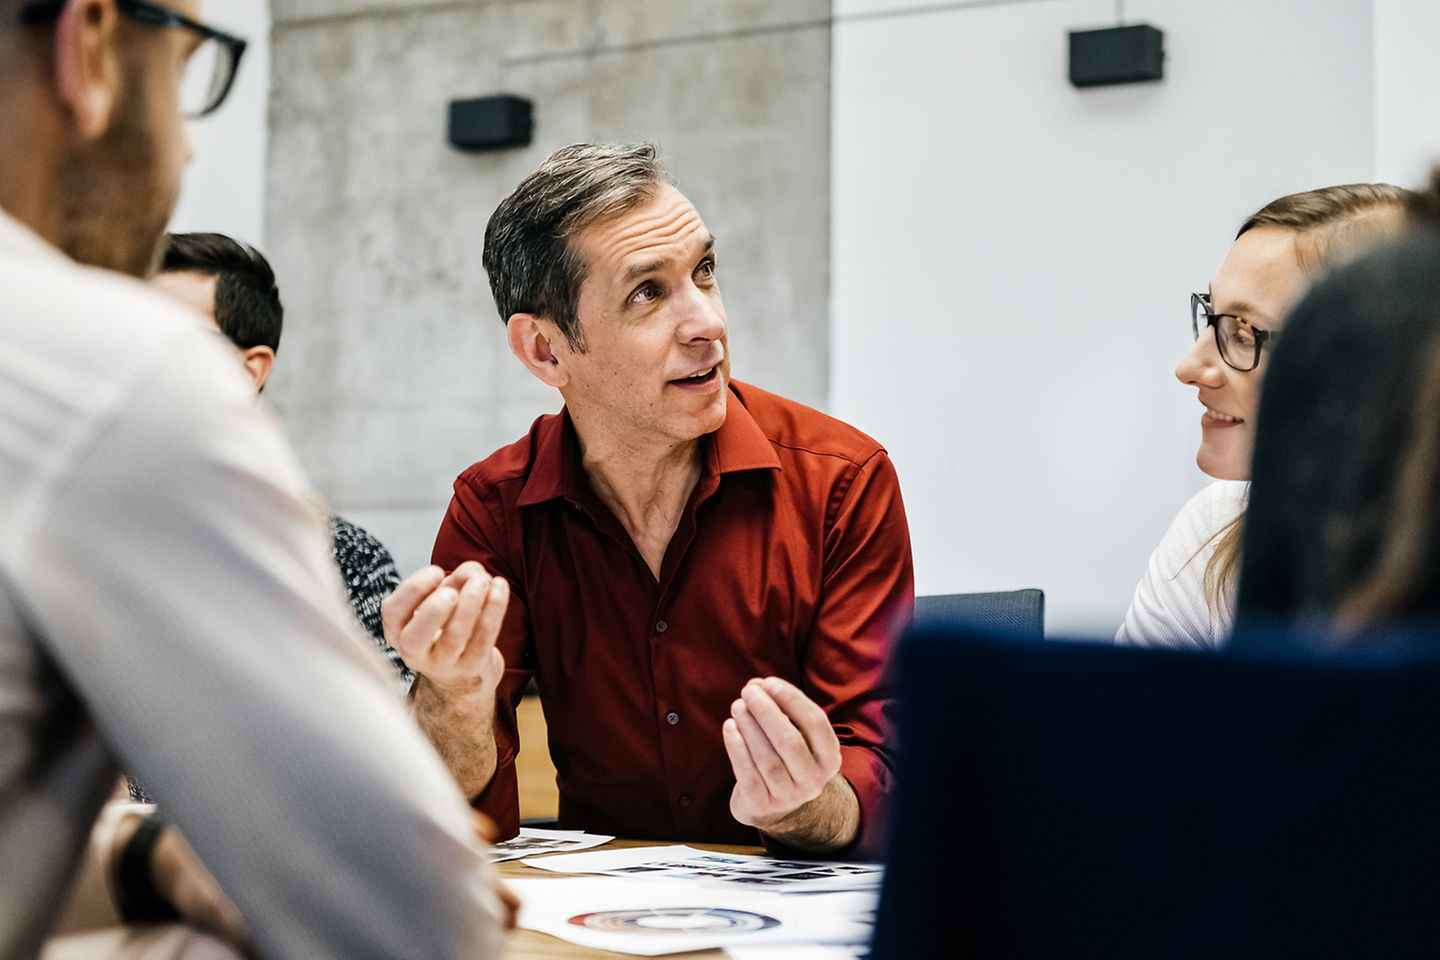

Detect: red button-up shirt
[431, 381, 913, 858]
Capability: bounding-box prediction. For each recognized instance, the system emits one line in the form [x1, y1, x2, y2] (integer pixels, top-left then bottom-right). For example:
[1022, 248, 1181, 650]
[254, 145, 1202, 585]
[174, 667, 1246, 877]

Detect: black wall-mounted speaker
[1068, 24, 1164, 88]
[448, 95, 534, 151]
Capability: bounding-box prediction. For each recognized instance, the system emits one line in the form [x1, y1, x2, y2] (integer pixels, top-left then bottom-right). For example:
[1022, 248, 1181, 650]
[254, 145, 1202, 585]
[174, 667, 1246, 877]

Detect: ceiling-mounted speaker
[1068, 24, 1165, 88]
[448, 94, 534, 151]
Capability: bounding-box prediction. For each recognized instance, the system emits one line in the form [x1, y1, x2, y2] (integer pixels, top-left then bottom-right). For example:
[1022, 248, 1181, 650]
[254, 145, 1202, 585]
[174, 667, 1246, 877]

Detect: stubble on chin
[56, 76, 177, 278]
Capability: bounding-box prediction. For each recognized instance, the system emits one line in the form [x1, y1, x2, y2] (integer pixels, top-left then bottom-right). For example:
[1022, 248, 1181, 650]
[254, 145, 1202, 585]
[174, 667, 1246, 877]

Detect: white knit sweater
[1115, 480, 1249, 650]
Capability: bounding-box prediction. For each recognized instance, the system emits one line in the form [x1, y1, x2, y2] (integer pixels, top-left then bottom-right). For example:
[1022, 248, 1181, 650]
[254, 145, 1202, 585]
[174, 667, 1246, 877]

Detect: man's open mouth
[669, 366, 719, 386]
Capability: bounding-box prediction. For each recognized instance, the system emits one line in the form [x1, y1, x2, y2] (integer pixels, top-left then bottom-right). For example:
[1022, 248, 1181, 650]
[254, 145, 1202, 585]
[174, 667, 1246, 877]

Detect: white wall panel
[169, 0, 271, 245]
[832, 0, 1375, 633]
[1374, 0, 1440, 185]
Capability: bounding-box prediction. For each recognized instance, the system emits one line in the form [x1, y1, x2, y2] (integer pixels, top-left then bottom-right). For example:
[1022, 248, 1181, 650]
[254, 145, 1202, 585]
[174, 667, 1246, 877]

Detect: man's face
[59, 1, 201, 276]
[556, 184, 730, 446]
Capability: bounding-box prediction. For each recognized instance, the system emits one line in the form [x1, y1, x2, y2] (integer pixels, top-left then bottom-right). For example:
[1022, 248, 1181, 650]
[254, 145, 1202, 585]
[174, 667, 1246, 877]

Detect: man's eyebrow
[622, 259, 667, 284]
[621, 235, 717, 284]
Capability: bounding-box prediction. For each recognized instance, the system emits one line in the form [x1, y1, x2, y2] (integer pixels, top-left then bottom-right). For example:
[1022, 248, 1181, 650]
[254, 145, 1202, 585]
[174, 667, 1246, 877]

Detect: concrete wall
[264, 0, 835, 575]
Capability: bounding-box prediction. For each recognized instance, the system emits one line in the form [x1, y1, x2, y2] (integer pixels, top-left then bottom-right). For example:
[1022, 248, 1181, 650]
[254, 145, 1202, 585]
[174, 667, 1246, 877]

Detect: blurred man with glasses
[0, 3, 506, 958]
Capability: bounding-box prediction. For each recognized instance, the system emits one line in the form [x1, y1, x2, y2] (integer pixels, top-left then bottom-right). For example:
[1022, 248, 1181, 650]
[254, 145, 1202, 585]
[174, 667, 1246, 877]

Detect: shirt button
[665, 711, 680, 726]
[655, 619, 668, 634]
[678, 794, 692, 807]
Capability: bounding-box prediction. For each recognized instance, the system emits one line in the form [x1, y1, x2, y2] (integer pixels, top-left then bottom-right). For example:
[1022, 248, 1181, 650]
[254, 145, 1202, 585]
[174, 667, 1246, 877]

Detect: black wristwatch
[114, 813, 181, 924]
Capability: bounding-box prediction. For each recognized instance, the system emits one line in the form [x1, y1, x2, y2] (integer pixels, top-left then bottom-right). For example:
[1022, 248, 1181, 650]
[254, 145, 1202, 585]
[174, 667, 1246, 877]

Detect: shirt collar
[517, 382, 781, 508]
[0, 207, 69, 265]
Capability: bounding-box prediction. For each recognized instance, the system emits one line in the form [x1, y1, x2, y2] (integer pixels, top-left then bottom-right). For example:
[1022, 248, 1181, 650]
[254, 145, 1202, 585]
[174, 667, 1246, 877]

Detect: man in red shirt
[394, 142, 913, 858]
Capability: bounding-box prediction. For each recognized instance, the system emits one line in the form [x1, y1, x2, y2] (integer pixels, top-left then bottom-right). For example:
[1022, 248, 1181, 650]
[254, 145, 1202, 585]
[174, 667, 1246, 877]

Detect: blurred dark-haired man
[151, 231, 413, 686]
[0, 3, 503, 958]
[154, 232, 283, 390]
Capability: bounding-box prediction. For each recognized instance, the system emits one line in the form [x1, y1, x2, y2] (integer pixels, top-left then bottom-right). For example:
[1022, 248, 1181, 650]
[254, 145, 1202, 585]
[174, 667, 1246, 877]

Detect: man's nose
[677, 285, 727, 343]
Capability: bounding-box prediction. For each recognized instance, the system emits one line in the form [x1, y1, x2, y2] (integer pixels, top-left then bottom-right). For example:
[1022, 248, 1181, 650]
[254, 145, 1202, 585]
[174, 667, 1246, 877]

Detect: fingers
[441, 560, 490, 593]
[731, 697, 793, 796]
[741, 680, 816, 775]
[381, 566, 445, 643]
[467, 577, 510, 667]
[725, 719, 771, 811]
[757, 677, 841, 767]
[392, 583, 461, 661]
[448, 577, 509, 682]
[429, 569, 493, 664]
[386, 563, 509, 691]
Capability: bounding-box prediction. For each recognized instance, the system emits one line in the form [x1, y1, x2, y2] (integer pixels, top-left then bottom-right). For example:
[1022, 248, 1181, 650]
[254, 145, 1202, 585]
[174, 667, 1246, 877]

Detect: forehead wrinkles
[600, 197, 709, 269]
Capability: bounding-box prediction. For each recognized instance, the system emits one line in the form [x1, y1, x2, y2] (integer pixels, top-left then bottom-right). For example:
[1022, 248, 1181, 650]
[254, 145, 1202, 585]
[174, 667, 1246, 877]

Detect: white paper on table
[489, 828, 616, 863]
[509, 877, 876, 957]
[520, 844, 699, 872]
[725, 945, 869, 960]
[520, 844, 884, 893]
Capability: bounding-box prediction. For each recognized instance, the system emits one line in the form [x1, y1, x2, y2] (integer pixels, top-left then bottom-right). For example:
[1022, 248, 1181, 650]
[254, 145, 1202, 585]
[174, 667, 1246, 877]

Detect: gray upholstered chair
[913, 588, 1045, 638]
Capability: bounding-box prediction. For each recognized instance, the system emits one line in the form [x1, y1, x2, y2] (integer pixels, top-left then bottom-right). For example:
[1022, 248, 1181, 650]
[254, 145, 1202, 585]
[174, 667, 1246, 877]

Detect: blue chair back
[913, 588, 1044, 637]
[872, 623, 1440, 959]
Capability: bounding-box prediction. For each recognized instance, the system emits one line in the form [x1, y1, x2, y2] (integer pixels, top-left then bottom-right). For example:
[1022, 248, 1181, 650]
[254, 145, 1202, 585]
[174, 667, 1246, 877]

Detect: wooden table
[499, 839, 765, 959]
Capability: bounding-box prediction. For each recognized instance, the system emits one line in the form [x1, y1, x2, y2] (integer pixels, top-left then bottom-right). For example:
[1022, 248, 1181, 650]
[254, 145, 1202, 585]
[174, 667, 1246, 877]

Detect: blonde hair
[1204, 183, 1414, 612]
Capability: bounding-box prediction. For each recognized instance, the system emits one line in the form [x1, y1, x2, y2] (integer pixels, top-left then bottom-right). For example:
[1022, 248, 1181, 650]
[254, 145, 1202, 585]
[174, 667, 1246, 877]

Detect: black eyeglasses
[1190, 292, 1279, 373]
[19, 0, 247, 119]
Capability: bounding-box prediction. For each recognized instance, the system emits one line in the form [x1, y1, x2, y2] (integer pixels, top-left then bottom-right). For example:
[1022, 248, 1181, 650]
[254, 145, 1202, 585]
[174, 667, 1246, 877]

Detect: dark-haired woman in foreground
[1237, 181, 1440, 632]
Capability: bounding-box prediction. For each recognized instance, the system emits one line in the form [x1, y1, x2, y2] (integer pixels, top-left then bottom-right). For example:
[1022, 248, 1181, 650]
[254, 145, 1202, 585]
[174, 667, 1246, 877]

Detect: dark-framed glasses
[19, 0, 247, 119]
[1190, 292, 1278, 373]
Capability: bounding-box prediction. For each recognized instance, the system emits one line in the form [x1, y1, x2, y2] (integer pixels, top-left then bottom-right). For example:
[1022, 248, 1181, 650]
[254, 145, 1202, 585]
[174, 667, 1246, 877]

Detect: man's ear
[53, 0, 121, 141]
[507, 314, 569, 389]
[240, 345, 274, 392]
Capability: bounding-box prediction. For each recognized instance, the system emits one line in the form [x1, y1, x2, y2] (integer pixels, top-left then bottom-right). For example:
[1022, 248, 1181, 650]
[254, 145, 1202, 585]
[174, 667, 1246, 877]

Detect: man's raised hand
[382, 562, 508, 695]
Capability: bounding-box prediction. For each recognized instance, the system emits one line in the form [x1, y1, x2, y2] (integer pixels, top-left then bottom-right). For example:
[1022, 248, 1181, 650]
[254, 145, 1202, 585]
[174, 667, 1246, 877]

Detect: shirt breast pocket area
[681, 579, 815, 681]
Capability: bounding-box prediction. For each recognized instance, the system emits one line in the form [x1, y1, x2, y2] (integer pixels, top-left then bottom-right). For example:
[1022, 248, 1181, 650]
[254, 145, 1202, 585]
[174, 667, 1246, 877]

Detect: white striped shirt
[0, 210, 500, 959]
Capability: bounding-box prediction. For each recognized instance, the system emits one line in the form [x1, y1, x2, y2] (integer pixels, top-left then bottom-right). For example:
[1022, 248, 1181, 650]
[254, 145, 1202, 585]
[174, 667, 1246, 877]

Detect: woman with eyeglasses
[1115, 184, 1413, 649]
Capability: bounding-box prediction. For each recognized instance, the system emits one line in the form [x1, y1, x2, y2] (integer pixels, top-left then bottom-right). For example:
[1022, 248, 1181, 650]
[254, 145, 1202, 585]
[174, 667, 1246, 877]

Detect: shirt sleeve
[17, 334, 501, 960]
[431, 476, 535, 840]
[1115, 482, 1244, 650]
[781, 449, 914, 860]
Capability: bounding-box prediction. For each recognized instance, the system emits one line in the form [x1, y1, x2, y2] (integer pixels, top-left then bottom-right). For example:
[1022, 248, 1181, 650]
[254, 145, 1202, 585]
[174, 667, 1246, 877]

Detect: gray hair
[482, 141, 673, 350]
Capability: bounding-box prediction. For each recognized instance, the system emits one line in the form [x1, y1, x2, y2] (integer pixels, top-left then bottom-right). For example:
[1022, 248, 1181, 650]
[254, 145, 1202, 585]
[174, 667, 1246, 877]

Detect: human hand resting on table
[109, 814, 251, 950]
[722, 677, 861, 854]
[149, 826, 251, 948]
[383, 562, 510, 796]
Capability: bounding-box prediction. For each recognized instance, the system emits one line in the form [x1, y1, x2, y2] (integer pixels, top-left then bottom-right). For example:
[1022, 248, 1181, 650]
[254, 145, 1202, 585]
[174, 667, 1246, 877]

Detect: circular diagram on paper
[568, 907, 782, 935]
